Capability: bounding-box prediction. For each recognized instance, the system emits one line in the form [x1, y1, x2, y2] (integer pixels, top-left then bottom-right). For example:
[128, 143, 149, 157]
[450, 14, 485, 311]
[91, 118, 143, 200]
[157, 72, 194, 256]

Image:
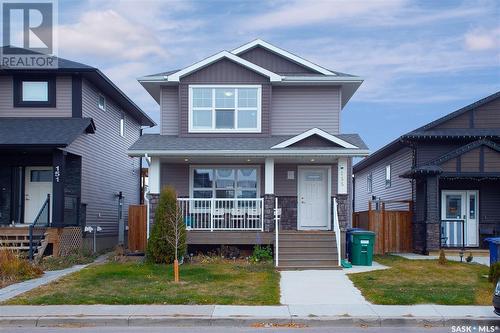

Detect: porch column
[52, 150, 66, 226]
[263, 158, 275, 232]
[149, 157, 161, 194]
[336, 157, 349, 258]
[425, 175, 440, 251]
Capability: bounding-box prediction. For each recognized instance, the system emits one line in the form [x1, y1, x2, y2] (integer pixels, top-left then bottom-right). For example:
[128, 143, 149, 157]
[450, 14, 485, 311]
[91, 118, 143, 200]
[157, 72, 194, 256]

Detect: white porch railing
[332, 197, 342, 266]
[177, 198, 264, 231]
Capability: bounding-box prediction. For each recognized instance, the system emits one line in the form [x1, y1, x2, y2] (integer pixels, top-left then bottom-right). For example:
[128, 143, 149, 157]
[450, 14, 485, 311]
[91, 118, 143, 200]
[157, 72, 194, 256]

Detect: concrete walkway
[280, 262, 388, 305]
[394, 253, 490, 266]
[0, 254, 108, 302]
[0, 304, 496, 327]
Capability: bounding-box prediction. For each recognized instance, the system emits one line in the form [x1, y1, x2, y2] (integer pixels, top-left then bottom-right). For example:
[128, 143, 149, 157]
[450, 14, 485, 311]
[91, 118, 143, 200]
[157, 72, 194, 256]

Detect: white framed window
[367, 172, 373, 193]
[120, 113, 125, 137]
[189, 85, 261, 133]
[385, 164, 391, 188]
[190, 166, 260, 199]
[98, 94, 106, 110]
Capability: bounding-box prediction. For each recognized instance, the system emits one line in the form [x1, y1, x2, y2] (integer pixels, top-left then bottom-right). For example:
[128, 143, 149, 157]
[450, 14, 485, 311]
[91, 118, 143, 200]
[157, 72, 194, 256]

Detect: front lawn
[5, 260, 280, 305]
[348, 255, 492, 305]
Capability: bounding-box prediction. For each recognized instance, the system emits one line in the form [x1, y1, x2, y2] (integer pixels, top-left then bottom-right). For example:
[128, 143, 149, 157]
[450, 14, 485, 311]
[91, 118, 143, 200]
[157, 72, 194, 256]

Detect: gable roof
[166, 50, 281, 82]
[1, 46, 155, 127]
[232, 39, 335, 76]
[428, 139, 500, 166]
[0, 117, 95, 148]
[271, 128, 358, 149]
[354, 91, 500, 173]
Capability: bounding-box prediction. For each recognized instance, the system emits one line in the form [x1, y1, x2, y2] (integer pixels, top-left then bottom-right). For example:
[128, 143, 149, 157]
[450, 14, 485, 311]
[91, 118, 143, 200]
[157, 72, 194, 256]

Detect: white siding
[0, 75, 72, 117]
[160, 86, 179, 135]
[354, 147, 413, 212]
[271, 86, 341, 135]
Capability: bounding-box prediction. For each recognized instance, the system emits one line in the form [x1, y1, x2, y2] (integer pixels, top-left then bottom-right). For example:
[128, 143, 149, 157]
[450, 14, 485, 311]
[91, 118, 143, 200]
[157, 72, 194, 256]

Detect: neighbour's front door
[24, 167, 53, 224]
[441, 190, 478, 247]
[298, 167, 330, 230]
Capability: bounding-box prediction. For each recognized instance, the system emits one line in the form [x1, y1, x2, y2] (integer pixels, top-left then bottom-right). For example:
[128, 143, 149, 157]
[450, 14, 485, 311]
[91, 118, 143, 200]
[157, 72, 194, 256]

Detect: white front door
[441, 190, 479, 247]
[24, 167, 53, 223]
[297, 166, 330, 230]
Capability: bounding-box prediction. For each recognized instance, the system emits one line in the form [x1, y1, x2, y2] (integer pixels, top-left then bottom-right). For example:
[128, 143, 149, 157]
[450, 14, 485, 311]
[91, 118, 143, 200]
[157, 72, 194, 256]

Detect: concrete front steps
[276, 231, 340, 270]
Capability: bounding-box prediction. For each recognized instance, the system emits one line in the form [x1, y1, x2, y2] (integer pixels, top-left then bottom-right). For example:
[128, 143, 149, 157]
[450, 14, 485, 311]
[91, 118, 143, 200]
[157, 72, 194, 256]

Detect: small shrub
[146, 186, 187, 264]
[438, 249, 447, 265]
[489, 262, 500, 283]
[465, 252, 473, 263]
[249, 245, 273, 263]
[0, 248, 43, 288]
[40, 247, 96, 271]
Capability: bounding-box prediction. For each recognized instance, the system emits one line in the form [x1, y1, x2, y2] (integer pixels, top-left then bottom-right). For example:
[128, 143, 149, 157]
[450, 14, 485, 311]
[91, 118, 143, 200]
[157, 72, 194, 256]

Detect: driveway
[280, 262, 388, 305]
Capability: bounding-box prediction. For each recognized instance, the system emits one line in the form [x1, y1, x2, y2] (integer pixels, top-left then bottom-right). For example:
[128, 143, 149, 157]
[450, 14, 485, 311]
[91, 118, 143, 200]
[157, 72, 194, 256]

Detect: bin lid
[351, 230, 376, 235]
[484, 237, 500, 244]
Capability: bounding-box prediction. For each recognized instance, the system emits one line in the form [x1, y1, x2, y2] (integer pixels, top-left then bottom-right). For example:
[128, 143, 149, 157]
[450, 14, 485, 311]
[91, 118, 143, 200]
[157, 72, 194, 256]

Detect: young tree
[146, 186, 186, 282]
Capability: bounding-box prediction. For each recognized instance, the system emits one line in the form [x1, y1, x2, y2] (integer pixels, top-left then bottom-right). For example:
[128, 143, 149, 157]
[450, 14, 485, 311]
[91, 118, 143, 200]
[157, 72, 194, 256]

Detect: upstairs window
[385, 164, 391, 188]
[120, 113, 125, 137]
[189, 86, 261, 132]
[367, 172, 373, 193]
[98, 94, 106, 110]
[14, 77, 55, 107]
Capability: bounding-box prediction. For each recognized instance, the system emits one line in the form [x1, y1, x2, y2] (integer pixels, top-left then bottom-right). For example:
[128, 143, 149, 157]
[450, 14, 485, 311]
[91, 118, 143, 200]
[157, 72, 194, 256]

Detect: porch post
[263, 158, 275, 232]
[425, 175, 440, 251]
[52, 150, 66, 226]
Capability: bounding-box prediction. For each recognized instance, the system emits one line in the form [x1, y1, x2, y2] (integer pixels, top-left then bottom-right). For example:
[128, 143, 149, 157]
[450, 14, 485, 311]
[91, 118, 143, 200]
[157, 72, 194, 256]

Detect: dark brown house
[354, 92, 500, 253]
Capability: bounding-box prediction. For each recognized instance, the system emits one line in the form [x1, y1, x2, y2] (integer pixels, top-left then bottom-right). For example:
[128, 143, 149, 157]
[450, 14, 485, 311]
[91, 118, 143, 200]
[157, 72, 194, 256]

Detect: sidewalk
[0, 304, 497, 327]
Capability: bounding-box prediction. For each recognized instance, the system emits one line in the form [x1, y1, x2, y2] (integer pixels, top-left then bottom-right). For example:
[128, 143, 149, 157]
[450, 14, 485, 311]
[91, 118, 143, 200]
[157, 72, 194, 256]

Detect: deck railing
[177, 198, 264, 231]
[440, 219, 465, 248]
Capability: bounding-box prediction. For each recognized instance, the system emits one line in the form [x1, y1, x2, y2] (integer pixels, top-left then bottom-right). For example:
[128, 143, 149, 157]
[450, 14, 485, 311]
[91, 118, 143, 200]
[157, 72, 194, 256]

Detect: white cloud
[464, 28, 500, 51]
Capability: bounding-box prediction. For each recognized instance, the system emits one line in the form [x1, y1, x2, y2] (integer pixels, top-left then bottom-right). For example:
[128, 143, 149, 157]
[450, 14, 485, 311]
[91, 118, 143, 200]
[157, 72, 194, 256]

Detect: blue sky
[56, 0, 500, 151]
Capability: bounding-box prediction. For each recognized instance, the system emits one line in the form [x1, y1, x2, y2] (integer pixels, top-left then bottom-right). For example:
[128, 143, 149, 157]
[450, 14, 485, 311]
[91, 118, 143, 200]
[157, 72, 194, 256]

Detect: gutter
[128, 149, 370, 157]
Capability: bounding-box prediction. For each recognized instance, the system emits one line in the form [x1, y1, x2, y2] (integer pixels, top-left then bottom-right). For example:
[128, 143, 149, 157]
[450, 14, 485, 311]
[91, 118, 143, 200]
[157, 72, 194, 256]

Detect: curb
[0, 316, 498, 327]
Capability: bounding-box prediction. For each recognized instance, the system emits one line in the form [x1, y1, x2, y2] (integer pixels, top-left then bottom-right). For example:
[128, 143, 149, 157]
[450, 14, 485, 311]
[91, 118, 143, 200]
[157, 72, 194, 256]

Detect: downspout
[144, 153, 152, 239]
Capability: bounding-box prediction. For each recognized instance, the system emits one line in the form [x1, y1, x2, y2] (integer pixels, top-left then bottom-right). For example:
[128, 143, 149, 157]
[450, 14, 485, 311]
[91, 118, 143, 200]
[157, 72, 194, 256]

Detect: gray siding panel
[160, 86, 179, 135]
[0, 75, 72, 117]
[160, 163, 190, 196]
[354, 147, 413, 212]
[238, 46, 314, 74]
[271, 86, 340, 135]
[65, 79, 141, 236]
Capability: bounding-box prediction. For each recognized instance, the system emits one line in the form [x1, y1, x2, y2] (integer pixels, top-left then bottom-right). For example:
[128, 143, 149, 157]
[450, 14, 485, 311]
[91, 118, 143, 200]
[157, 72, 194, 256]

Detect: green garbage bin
[350, 230, 376, 266]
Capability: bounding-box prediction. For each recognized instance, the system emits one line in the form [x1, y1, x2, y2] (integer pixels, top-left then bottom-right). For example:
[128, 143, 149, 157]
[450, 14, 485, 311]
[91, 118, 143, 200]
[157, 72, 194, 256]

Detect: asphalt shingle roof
[0, 118, 95, 147]
[129, 133, 367, 151]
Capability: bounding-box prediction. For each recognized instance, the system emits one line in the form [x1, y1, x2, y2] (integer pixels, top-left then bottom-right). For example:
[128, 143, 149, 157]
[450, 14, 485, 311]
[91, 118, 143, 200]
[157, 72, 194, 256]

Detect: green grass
[348, 255, 493, 305]
[5, 260, 280, 305]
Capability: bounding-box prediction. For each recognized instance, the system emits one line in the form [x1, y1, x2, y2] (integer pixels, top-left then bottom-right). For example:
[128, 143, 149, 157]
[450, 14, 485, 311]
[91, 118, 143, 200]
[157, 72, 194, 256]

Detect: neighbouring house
[353, 92, 500, 253]
[0, 48, 155, 254]
[129, 39, 369, 269]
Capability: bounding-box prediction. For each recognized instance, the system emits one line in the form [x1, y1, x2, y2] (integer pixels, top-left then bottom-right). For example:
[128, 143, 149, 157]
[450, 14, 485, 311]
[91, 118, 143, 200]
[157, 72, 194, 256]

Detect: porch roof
[128, 133, 368, 157]
[0, 117, 95, 148]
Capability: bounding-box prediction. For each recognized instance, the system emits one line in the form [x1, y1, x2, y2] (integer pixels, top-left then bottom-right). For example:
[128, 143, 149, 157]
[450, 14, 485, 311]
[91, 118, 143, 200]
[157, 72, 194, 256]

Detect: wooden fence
[128, 205, 147, 252]
[353, 200, 413, 254]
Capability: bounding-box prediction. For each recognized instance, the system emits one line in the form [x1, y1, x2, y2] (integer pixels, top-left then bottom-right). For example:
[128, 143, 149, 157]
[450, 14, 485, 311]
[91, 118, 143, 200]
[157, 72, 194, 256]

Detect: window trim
[188, 85, 262, 133]
[385, 164, 391, 188]
[367, 172, 373, 193]
[189, 165, 261, 199]
[13, 76, 56, 107]
[119, 113, 125, 137]
[98, 94, 106, 111]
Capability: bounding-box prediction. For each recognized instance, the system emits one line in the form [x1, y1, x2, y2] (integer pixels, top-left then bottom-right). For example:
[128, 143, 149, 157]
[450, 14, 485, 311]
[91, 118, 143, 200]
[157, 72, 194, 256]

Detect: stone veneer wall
[148, 193, 160, 227]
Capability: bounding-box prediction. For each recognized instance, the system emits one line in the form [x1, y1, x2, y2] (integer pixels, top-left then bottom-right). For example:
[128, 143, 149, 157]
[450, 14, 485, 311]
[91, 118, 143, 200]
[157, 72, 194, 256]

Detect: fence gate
[353, 200, 413, 254]
[128, 205, 147, 252]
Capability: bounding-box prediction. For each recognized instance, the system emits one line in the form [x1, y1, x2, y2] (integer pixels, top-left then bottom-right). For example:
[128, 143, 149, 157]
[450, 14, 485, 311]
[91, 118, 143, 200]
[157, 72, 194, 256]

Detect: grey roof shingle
[0, 118, 95, 147]
[129, 133, 367, 151]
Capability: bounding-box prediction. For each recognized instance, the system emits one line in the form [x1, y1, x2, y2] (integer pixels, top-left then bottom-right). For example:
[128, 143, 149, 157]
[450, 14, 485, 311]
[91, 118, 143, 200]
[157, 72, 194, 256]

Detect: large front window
[189, 86, 261, 132]
[192, 167, 259, 199]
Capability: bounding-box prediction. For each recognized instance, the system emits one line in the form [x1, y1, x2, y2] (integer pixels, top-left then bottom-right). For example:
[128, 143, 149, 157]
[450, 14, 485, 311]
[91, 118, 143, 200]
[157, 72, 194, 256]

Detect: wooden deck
[187, 231, 274, 245]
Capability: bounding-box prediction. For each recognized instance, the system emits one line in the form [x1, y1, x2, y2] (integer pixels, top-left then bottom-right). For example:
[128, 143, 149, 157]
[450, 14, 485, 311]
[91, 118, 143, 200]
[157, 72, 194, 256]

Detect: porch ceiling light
[310, 158, 315, 162]
[247, 159, 251, 162]
[184, 158, 189, 162]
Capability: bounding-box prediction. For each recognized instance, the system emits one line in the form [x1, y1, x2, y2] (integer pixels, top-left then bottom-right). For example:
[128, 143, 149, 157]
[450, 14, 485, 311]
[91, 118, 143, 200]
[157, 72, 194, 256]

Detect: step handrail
[333, 197, 341, 266]
[274, 197, 279, 267]
[29, 194, 50, 261]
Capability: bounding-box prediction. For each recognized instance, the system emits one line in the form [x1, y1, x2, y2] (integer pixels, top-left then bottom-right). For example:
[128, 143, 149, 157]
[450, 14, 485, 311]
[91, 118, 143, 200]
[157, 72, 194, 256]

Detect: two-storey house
[0, 49, 155, 254]
[129, 40, 368, 269]
[353, 92, 500, 254]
